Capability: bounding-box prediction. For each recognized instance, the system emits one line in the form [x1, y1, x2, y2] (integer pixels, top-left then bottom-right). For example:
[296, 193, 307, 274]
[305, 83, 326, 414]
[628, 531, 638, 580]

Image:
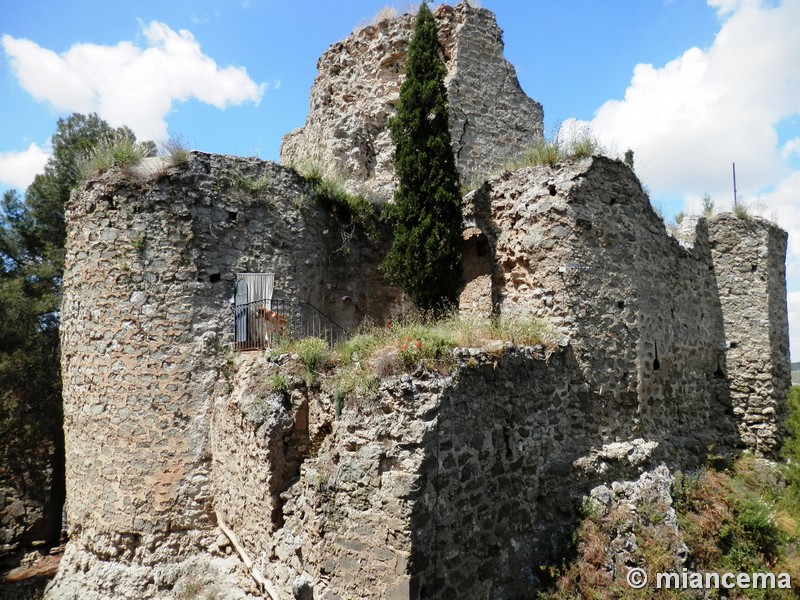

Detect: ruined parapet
[709, 214, 790, 457]
[460, 157, 736, 454]
[214, 339, 759, 598]
[213, 346, 659, 599]
[280, 1, 543, 197]
[50, 153, 403, 599]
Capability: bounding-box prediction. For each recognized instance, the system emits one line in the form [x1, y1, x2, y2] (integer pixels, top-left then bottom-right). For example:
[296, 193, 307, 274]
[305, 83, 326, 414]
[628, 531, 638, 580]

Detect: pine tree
[381, 2, 463, 315]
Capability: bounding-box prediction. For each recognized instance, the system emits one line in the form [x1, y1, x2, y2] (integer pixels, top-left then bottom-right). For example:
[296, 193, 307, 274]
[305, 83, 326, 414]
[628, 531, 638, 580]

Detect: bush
[268, 373, 289, 395]
[294, 337, 331, 374]
[783, 386, 800, 504]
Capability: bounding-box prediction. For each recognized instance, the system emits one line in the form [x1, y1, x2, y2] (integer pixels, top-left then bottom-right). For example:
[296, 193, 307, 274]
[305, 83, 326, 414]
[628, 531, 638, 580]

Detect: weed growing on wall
[506, 123, 607, 170]
[160, 136, 191, 170]
[266, 314, 556, 415]
[76, 132, 154, 180]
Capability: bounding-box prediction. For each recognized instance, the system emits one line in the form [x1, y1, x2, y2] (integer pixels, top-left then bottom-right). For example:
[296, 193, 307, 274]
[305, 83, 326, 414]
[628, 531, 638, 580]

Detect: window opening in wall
[232, 273, 344, 350]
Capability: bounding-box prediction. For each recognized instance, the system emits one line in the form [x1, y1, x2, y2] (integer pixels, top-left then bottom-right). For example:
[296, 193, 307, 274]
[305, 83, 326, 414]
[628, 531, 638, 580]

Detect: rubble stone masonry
[49, 152, 790, 599]
[280, 1, 544, 197]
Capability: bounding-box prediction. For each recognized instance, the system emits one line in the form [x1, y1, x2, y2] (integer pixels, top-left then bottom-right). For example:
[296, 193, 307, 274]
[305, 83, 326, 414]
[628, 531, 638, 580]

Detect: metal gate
[234, 279, 249, 344]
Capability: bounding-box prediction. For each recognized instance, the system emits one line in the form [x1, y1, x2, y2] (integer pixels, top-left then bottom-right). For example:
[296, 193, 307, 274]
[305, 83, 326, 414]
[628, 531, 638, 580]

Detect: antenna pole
[732, 162, 738, 207]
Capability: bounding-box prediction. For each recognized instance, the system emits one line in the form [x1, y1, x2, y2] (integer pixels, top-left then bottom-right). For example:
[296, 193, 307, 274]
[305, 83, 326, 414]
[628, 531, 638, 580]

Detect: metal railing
[233, 298, 345, 350]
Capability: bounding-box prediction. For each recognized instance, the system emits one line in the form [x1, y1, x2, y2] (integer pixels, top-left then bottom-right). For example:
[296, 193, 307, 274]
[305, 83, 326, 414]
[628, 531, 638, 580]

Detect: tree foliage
[381, 2, 463, 314]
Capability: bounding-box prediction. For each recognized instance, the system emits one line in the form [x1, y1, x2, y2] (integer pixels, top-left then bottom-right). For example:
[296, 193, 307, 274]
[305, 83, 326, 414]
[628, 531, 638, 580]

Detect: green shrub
[295, 337, 331, 374]
[734, 497, 783, 562]
[268, 373, 289, 395]
[783, 386, 800, 505]
[702, 192, 715, 218]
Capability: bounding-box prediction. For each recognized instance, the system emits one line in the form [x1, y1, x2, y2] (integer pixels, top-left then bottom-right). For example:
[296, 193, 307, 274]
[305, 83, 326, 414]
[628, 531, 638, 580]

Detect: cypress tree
[382, 1, 463, 315]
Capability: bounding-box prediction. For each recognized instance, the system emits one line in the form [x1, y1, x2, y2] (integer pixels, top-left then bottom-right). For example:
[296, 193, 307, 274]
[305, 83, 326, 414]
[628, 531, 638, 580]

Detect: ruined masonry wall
[709, 214, 791, 456]
[214, 341, 746, 600]
[280, 1, 543, 196]
[460, 156, 788, 458]
[461, 158, 732, 456]
[53, 155, 789, 599]
[53, 153, 404, 599]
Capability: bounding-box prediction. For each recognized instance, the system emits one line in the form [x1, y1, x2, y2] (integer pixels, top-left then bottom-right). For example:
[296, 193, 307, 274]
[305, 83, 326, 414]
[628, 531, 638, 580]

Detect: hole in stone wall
[751, 264, 757, 272]
[714, 356, 726, 379]
[617, 300, 625, 309]
[477, 239, 489, 257]
[209, 273, 221, 283]
[652, 341, 660, 371]
[548, 184, 557, 196]
[228, 210, 238, 222]
[729, 342, 738, 349]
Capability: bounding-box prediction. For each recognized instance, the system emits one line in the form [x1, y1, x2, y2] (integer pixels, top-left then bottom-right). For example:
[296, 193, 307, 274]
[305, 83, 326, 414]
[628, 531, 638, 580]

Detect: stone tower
[280, 1, 544, 197]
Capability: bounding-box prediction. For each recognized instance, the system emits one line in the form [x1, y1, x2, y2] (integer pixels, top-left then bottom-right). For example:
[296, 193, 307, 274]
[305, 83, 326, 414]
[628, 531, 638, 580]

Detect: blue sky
[1, 0, 799, 357]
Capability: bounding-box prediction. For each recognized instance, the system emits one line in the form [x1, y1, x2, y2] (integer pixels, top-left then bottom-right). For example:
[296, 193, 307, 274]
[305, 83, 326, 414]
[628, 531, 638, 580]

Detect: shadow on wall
[405, 344, 735, 598]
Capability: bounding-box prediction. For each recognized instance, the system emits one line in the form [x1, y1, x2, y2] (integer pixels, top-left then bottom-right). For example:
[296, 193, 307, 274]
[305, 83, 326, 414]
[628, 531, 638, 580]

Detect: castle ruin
[45, 3, 789, 599]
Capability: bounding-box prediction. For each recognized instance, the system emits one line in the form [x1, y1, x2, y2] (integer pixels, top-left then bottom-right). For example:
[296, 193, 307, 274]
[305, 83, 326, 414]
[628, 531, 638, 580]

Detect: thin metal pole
[732, 162, 738, 207]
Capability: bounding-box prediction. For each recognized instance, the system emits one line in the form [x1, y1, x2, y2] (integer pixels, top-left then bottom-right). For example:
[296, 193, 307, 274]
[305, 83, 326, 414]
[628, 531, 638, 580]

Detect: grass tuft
[77, 133, 152, 180]
[506, 123, 607, 170]
[161, 136, 191, 169]
[266, 313, 556, 416]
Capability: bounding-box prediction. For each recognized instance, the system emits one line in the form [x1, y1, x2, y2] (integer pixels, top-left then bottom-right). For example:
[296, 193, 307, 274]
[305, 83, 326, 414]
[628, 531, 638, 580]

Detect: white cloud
[2, 21, 266, 141]
[754, 170, 800, 279]
[576, 0, 800, 200]
[788, 290, 800, 361]
[0, 142, 50, 190]
[781, 137, 800, 160]
[570, 0, 800, 359]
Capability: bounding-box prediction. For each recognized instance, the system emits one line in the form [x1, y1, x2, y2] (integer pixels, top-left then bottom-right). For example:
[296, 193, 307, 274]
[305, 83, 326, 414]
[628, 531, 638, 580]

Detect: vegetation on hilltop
[538, 386, 800, 599]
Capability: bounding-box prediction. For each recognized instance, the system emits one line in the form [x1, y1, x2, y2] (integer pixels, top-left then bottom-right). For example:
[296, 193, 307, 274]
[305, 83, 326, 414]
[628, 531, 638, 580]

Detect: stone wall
[280, 1, 543, 197]
[51, 153, 404, 599]
[709, 214, 791, 456]
[212, 341, 743, 599]
[460, 157, 737, 457]
[52, 150, 790, 598]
